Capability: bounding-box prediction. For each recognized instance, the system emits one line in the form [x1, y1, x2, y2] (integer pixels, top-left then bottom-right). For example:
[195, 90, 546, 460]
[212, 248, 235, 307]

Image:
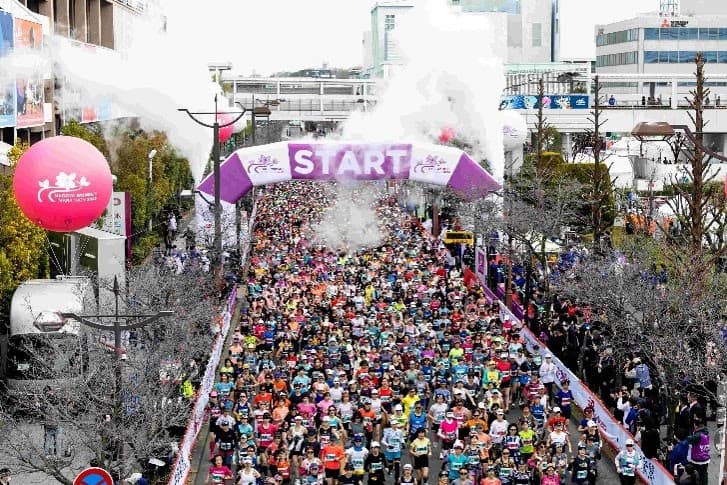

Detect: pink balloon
[13, 136, 113, 232]
[218, 113, 234, 144]
[438, 126, 456, 143]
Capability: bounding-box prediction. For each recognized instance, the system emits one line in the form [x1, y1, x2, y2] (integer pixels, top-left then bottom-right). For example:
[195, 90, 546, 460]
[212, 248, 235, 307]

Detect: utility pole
[178, 96, 246, 277]
[61, 276, 172, 474]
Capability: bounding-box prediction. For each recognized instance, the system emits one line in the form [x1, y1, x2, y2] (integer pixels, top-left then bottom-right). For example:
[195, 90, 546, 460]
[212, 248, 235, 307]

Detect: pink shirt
[541, 474, 560, 485]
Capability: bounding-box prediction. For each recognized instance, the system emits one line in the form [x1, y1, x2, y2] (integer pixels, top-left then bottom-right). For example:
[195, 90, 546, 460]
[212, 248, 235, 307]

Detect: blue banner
[500, 94, 590, 110]
[0, 11, 15, 127]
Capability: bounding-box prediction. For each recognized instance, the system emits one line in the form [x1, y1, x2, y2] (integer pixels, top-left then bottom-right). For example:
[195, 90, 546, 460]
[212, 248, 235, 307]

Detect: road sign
[73, 467, 114, 485]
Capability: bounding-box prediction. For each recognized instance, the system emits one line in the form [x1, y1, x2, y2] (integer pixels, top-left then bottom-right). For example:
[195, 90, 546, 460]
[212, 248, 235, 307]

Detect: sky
[165, 0, 659, 76]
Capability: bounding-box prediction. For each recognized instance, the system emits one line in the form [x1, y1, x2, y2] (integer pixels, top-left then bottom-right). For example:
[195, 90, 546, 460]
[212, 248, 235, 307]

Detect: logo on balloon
[413, 155, 451, 174]
[37, 172, 94, 203]
[13, 136, 113, 232]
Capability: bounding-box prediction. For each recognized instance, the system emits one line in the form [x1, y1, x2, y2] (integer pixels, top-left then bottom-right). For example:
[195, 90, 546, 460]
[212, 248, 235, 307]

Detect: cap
[210, 391, 218, 397]
[403, 464, 413, 470]
[322, 416, 330, 422]
[545, 354, 552, 358]
[625, 438, 635, 446]
[294, 416, 303, 420]
[371, 441, 381, 448]
[454, 440, 464, 448]
[496, 409, 505, 415]
[478, 402, 486, 409]
[446, 411, 455, 417]
[394, 404, 403, 411]
[552, 406, 561, 413]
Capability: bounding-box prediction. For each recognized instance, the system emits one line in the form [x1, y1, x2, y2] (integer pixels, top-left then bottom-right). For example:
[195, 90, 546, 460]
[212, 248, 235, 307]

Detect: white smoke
[311, 182, 386, 252]
[342, 0, 506, 181]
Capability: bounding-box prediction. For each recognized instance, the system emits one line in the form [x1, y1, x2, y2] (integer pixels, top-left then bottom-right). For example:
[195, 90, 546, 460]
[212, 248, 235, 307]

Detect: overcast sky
[165, 0, 659, 75]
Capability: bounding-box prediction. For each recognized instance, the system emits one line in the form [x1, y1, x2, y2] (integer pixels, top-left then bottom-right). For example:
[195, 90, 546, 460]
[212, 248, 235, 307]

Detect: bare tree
[560, 236, 726, 438]
[660, 53, 727, 291]
[571, 75, 615, 253]
[0, 266, 219, 483]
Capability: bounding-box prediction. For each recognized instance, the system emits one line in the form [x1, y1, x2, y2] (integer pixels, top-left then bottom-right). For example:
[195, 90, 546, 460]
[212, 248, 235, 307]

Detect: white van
[4, 277, 93, 393]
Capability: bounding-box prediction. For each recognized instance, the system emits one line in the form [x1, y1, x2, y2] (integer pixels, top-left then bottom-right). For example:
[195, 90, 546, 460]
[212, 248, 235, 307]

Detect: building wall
[367, 0, 553, 78]
[596, 15, 727, 99]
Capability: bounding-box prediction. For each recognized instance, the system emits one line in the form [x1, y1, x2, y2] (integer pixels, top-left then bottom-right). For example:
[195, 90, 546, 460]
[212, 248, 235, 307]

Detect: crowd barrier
[167, 285, 237, 485]
[167, 200, 258, 485]
[467, 261, 675, 485]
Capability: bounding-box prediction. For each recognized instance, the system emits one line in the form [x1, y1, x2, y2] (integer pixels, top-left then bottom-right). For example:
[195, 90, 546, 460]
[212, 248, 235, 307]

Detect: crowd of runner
[203, 182, 612, 485]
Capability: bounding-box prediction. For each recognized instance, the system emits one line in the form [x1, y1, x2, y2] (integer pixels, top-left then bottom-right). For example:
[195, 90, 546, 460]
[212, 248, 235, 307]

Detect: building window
[643, 51, 659, 63]
[596, 28, 639, 46]
[720, 28, 727, 40]
[643, 50, 727, 63]
[644, 28, 659, 40]
[385, 14, 395, 31]
[532, 23, 541, 47]
[703, 51, 718, 63]
[596, 51, 638, 67]
[699, 27, 719, 40]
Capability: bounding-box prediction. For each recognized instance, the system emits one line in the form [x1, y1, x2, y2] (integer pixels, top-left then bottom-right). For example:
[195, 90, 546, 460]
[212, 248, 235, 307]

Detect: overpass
[223, 74, 727, 151]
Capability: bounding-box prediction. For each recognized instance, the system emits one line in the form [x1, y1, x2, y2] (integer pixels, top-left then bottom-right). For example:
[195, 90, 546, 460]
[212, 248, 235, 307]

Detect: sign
[443, 230, 474, 245]
[0, 11, 15, 128]
[198, 141, 501, 205]
[14, 18, 44, 128]
[475, 246, 487, 282]
[95, 191, 131, 237]
[661, 18, 688, 27]
[73, 467, 113, 485]
[500, 95, 590, 110]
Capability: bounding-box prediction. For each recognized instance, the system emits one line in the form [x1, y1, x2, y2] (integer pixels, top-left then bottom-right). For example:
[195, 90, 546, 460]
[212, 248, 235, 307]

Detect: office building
[363, 0, 559, 78]
[595, 2, 727, 102]
[0, 0, 146, 144]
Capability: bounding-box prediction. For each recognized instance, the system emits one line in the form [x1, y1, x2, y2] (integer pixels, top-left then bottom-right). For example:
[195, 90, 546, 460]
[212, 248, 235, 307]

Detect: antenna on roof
[659, 0, 679, 16]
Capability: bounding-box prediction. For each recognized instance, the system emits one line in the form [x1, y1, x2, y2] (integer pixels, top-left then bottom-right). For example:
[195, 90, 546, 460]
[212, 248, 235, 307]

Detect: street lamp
[178, 96, 246, 276]
[147, 149, 157, 232]
[61, 276, 172, 466]
[631, 122, 727, 162]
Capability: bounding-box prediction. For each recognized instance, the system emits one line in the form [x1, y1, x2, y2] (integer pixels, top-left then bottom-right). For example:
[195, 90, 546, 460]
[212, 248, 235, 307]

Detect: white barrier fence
[167, 201, 257, 485]
[473, 266, 675, 485]
[167, 286, 237, 485]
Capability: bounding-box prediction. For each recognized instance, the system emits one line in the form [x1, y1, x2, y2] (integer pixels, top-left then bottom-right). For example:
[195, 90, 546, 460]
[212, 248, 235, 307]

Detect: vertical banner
[475, 247, 487, 283]
[0, 11, 15, 128]
[14, 18, 44, 128]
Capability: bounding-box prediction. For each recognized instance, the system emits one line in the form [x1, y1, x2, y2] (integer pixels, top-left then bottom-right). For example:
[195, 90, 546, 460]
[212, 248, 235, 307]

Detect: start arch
[197, 141, 501, 202]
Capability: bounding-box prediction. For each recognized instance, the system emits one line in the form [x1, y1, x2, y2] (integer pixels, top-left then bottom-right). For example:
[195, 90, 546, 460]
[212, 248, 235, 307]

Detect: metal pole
[113, 276, 124, 468]
[251, 95, 256, 144]
[147, 155, 153, 232]
[213, 99, 223, 277]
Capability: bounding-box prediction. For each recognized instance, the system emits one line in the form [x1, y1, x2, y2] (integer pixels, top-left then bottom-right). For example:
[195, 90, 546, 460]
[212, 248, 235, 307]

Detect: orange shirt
[321, 444, 345, 470]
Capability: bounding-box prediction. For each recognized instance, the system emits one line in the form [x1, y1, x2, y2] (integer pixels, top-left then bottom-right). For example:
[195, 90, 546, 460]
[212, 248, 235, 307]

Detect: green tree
[60, 120, 111, 160]
[0, 143, 49, 316]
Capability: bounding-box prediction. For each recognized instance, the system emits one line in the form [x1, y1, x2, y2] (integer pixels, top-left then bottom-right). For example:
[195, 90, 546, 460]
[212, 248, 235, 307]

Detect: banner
[14, 18, 44, 128]
[198, 141, 501, 204]
[500, 94, 590, 110]
[473, 275, 675, 485]
[0, 11, 15, 127]
[168, 197, 258, 485]
[168, 285, 236, 485]
[475, 246, 487, 283]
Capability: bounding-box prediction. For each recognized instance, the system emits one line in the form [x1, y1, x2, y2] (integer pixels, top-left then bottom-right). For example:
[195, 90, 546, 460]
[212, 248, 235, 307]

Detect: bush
[132, 234, 160, 265]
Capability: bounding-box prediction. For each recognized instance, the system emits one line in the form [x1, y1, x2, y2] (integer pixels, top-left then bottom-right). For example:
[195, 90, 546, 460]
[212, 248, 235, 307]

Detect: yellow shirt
[401, 394, 421, 417]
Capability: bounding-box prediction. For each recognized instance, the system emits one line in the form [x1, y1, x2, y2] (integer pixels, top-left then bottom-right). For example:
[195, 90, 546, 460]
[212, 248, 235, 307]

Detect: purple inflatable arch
[198, 141, 501, 202]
